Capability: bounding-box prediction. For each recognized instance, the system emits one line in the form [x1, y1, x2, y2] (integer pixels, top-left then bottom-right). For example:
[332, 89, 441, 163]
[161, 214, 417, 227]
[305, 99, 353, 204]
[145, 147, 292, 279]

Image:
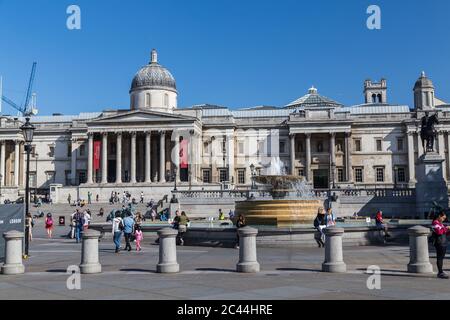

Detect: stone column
[0, 141, 5, 187]
[407, 226, 433, 274]
[156, 228, 179, 273]
[330, 132, 336, 187]
[345, 132, 352, 183]
[236, 227, 260, 273]
[159, 131, 166, 183]
[70, 139, 78, 185]
[87, 133, 93, 184]
[173, 131, 181, 183]
[290, 134, 296, 175]
[130, 132, 137, 184]
[14, 141, 20, 187]
[305, 133, 311, 182]
[101, 133, 108, 184]
[145, 131, 152, 183]
[79, 229, 102, 274]
[417, 132, 424, 157]
[189, 130, 196, 184]
[447, 131, 450, 181]
[116, 132, 122, 184]
[407, 131, 416, 185]
[322, 227, 346, 273]
[227, 133, 235, 184]
[438, 131, 447, 181]
[1, 231, 25, 275]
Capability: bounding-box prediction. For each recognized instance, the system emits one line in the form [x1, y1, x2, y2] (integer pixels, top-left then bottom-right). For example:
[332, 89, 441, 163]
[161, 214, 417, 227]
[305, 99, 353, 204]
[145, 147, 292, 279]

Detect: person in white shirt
[83, 210, 91, 230]
[112, 212, 124, 253]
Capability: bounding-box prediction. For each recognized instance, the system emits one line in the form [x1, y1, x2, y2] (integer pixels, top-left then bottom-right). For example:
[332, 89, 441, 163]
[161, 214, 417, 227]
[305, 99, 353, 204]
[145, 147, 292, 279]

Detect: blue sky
[0, 0, 449, 115]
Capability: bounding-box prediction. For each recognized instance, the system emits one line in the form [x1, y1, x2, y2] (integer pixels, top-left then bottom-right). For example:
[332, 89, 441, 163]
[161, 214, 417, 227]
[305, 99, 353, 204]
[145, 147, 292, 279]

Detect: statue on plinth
[420, 112, 439, 154]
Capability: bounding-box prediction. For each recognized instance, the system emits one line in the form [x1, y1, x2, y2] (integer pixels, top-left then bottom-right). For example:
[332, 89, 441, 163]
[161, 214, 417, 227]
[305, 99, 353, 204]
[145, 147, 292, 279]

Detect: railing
[173, 190, 250, 199]
[334, 188, 415, 198]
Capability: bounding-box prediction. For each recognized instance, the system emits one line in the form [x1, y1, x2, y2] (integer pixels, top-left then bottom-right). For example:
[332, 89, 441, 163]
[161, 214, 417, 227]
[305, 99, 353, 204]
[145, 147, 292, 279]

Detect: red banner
[93, 141, 101, 170]
[180, 139, 188, 169]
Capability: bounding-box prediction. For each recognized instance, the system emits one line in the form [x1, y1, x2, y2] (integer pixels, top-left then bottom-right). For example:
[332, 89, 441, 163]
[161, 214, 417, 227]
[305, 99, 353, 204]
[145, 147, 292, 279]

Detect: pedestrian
[229, 210, 235, 220]
[87, 191, 92, 204]
[151, 208, 157, 222]
[123, 212, 135, 251]
[325, 207, 336, 227]
[431, 211, 450, 279]
[45, 213, 54, 238]
[96, 194, 99, 202]
[98, 207, 104, 217]
[70, 209, 79, 239]
[176, 211, 190, 246]
[134, 211, 144, 227]
[172, 210, 181, 230]
[67, 194, 72, 205]
[314, 207, 326, 248]
[134, 225, 143, 251]
[112, 211, 124, 253]
[375, 210, 391, 239]
[25, 212, 34, 243]
[74, 209, 84, 243]
[218, 209, 225, 221]
[235, 214, 246, 249]
[140, 191, 144, 204]
[83, 210, 91, 230]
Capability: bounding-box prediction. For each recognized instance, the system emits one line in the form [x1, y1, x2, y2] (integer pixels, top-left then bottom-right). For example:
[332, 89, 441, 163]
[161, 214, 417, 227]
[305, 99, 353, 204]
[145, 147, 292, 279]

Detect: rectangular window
[67, 143, 72, 157]
[298, 168, 305, 177]
[336, 140, 343, 152]
[219, 169, 228, 183]
[279, 141, 286, 154]
[29, 172, 37, 188]
[375, 167, 385, 182]
[46, 171, 55, 184]
[337, 168, 344, 182]
[79, 144, 86, 157]
[237, 169, 245, 184]
[354, 139, 362, 152]
[222, 140, 227, 154]
[202, 169, 211, 183]
[397, 138, 404, 152]
[238, 141, 244, 155]
[257, 141, 265, 156]
[48, 146, 55, 158]
[397, 167, 406, 183]
[376, 139, 382, 152]
[354, 167, 363, 183]
[78, 171, 87, 184]
[203, 142, 210, 155]
[65, 171, 71, 186]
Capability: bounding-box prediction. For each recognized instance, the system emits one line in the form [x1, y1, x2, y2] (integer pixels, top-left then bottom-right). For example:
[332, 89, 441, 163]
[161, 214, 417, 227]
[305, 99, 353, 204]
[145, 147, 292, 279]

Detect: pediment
[88, 110, 197, 124]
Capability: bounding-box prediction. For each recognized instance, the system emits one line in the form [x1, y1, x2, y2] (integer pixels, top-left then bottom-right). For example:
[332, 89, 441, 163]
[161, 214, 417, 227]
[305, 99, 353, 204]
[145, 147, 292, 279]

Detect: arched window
[145, 93, 151, 107]
[164, 93, 169, 107]
[377, 94, 382, 103]
[372, 94, 377, 103]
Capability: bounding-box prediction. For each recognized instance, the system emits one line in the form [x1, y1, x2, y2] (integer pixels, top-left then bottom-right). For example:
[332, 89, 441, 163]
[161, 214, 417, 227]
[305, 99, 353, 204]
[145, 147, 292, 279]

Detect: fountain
[235, 158, 323, 227]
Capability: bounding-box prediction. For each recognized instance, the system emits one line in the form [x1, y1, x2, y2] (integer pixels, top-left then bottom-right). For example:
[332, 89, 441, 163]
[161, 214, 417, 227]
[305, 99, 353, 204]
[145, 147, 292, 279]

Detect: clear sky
[0, 0, 449, 116]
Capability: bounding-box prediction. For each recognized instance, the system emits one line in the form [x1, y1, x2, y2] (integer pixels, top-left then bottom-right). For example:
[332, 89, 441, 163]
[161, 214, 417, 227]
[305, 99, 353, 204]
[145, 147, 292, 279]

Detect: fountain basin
[235, 199, 322, 227]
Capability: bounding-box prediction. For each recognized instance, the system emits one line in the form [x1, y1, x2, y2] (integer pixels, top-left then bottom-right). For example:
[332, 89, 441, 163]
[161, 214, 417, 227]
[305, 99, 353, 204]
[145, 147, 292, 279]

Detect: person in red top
[432, 211, 450, 279]
[375, 210, 390, 238]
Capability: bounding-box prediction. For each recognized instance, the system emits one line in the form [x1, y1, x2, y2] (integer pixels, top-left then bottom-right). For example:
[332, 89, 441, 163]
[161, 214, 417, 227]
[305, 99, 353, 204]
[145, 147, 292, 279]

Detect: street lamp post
[331, 162, 336, 189]
[20, 117, 35, 259]
[250, 163, 256, 190]
[173, 167, 178, 191]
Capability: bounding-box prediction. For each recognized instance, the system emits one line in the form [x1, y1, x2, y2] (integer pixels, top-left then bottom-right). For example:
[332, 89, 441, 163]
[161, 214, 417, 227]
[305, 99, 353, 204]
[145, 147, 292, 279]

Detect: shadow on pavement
[195, 268, 235, 272]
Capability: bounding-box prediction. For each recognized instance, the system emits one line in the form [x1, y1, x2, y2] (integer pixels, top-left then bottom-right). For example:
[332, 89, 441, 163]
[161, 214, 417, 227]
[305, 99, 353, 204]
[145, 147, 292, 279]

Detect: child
[45, 213, 54, 238]
[134, 225, 143, 251]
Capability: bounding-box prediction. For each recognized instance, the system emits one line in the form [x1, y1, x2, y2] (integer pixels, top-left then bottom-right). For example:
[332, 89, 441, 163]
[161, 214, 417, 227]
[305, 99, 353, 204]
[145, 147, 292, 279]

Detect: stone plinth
[80, 229, 102, 274]
[407, 226, 433, 274]
[157, 228, 179, 273]
[415, 152, 448, 218]
[1, 231, 25, 275]
[322, 227, 346, 273]
[236, 227, 260, 273]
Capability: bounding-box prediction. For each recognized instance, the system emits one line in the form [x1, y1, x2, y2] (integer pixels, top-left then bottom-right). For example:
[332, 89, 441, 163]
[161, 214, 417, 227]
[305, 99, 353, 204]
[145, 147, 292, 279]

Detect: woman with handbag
[431, 211, 450, 279]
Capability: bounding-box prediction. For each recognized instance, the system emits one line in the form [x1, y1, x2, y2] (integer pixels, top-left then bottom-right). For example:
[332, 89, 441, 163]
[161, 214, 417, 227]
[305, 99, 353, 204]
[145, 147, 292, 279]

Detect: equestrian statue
[420, 112, 439, 153]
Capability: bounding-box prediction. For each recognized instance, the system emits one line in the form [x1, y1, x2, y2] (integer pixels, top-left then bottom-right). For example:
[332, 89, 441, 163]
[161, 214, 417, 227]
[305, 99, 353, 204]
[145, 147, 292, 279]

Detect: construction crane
[0, 62, 38, 117]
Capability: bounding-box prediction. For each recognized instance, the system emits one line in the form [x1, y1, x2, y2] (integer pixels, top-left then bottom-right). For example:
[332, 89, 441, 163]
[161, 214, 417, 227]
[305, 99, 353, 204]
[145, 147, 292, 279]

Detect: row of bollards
[0, 225, 437, 275]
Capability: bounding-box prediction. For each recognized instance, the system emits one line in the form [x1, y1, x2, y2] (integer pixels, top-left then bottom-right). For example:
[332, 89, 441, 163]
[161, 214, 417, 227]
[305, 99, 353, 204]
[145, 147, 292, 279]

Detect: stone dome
[130, 49, 177, 93]
[414, 71, 434, 90]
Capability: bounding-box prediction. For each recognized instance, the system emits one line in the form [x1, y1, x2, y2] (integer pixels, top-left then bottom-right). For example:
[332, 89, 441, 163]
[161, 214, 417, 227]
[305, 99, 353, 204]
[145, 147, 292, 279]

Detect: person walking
[25, 212, 34, 243]
[314, 207, 326, 248]
[87, 191, 92, 205]
[235, 214, 246, 249]
[123, 212, 135, 251]
[134, 225, 143, 251]
[176, 211, 190, 246]
[44, 213, 54, 238]
[67, 194, 72, 205]
[96, 194, 99, 202]
[112, 211, 124, 253]
[74, 209, 84, 243]
[70, 209, 79, 239]
[83, 210, 91, 230]
[140, 191, 144, 204]
[431, 211, 450, 279]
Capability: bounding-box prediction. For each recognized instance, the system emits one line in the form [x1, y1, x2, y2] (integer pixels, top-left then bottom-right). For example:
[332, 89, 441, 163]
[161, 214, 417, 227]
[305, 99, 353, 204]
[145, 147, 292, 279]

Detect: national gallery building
[1, 49, 450, 203]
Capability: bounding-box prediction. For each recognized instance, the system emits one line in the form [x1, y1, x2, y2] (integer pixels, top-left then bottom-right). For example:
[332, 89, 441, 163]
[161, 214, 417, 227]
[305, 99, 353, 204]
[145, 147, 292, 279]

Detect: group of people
[69, 209, 92, 242]
[313, 207, 336, 248]
[108, 191, 144, 205]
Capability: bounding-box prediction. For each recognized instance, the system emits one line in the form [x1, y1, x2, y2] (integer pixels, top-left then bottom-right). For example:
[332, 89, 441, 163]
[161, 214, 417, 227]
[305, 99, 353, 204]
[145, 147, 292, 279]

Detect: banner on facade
[0, 204, 24, 263]
[180, 138, 188, 169]
[93, 141, 101, 170]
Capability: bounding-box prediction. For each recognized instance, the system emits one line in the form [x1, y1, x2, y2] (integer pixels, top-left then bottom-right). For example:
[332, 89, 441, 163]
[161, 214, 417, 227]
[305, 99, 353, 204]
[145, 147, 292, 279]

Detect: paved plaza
[1, 219, 450, 300]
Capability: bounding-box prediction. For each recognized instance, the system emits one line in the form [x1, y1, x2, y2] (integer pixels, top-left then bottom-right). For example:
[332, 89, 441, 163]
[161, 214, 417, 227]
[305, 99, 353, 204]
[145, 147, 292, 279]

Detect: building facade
[1, 50, 450, 203]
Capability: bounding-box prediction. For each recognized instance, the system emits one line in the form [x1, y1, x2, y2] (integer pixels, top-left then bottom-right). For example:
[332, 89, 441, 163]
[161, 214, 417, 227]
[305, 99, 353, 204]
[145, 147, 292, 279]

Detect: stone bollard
[1, 231, 25, 275]
[407, 226, 433, 274]
[79, 229, 102, 274]
[322, 227, 347, 273]
[236, 227, 260, 273]
[157, 228, 179, 273]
